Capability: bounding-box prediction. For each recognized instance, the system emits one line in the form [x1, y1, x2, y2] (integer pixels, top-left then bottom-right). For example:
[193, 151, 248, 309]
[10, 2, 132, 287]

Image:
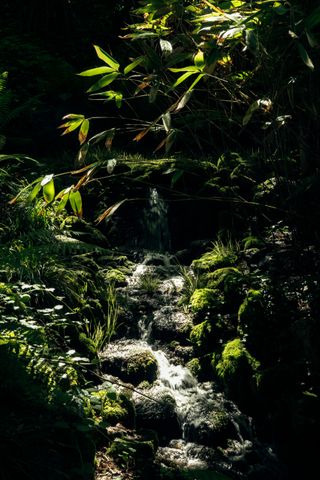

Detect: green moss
[237, 289, 264, 338]
[126, 351, 158, 384]
[103, 268, 127, 286]
[190, 321, 214, 351]
[90, 390, 131, 426]
[242, 235, 265, 250]
[186, 358, 201, 377]
[190, 288, 222, 313]
[192, 251, 238, 273]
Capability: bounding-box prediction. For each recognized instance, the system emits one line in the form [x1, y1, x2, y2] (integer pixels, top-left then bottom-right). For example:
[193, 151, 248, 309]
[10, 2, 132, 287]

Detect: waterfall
[143, 188, 171, 252]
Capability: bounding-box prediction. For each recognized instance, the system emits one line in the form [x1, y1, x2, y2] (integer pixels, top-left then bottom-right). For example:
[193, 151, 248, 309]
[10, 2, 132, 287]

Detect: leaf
[172, 71, 197, 88]
[187, 73, 205, 91]
[62, 114, 85, 121]
[43, 179, 55, 203]
[305, 6, 320, 31]
[194, 50, 205, 68]
[306, 31, 318, 48]
[171, 169, 183, 187]
[169, 66, 200, 73]
[93, 45, 120, 70]
[56, 193, 69, 212]
[27, 181, 42, 202]
[297, 42, 314, 70]
[173, 91, 193, 112]
[160, 39, 173, 56]
[124, 56, 145, 75]
[95, 199, 127, 224]
[69, 190, 83, 217]
[79, 119, 90, 145]
[162, 112, 171, 132]
[41, 174, 54, 187]
[87, 72, 120, 93]
[78, 66, 115, 76]
[59, 117, 84, 135]
[76, 142, 90, 166]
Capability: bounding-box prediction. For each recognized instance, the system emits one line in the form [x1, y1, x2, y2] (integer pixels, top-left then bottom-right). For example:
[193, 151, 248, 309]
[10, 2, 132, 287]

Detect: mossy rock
[186, 357, 201, 377]
[190, 321, 216, 352]
[190, 288, 223, 314]
[237, 289, 269, 357]
[126, 351, 158, 385]
[103, 268, 127, 286]
[89, 390, 134, 427]
[108, 435, 155, 469]
[214, 338, 260, 409]
[192, 251, 238, 273]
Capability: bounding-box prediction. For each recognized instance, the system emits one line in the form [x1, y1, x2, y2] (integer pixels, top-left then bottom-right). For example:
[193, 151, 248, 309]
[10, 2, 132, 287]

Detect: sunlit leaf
[27, 181, 42, 202]
[187, 73, 205, 91]
[162, 112, 171, 132]
[95, 199, 127, 224]
[41, 174, 54, 187]
[79, 119, 90, 145]
[69, 190, 83, 217]
[173, 91, 193, 112]
[76, 143, 90, 166]
[62, 114, 85, 121]
[78, 66, 115, 76]
[87, 72, 120, 93]
[43, 179, 55, 203]
[93, 45, 120, 70]
[124, 56, 145, 75]
[297, 42, 314, 70]
[56, 193, 69, 212]
[172, 71, 197, 88]
[194, 50, 205, 68]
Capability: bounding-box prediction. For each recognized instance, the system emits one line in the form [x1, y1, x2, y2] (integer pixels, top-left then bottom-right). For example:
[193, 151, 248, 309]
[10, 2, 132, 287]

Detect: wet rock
[150, 307, 192, 344]
[100, 341, 158, 385]
[133, 385, 181, 442]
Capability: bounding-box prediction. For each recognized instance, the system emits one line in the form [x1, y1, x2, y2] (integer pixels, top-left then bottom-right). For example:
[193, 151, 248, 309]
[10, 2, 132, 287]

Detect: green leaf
[169, 66, 200, 73]
[124, 56, 145, 75]
[43, 179, 55, 203]
[187, 73, 205, 91]
[27, 181, 42, 202]
[297, 42, 314, 70]
[87, 73, 120, 93]
[172, 71, 197, 88]
[59, 118, 84, 135]
[194, 50, 205, 68]
[41, 174, 54, 187]
[56, 193, 70, 213]
[171, 169, 183, 187]
[93, 45, 120, 70]
[62, 114, 85, 121]
[78, 66, 115, 76]
[79, 119, 90, 145]
[69, 190, 83, 217]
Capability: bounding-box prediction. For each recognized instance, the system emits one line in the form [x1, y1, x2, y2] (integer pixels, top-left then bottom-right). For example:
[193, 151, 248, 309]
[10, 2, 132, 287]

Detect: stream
[100, 190, 286, 479]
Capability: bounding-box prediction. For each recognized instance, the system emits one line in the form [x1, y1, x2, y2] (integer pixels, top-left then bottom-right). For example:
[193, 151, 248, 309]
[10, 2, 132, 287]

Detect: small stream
[101, 190, 285, 479]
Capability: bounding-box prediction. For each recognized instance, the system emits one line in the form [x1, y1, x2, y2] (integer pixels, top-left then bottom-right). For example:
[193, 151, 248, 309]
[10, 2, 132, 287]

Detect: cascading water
[101, 256, 285, 480]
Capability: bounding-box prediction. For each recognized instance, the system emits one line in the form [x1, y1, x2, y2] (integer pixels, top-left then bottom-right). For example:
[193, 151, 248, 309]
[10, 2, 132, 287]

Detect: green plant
[138, 271, 160, 293]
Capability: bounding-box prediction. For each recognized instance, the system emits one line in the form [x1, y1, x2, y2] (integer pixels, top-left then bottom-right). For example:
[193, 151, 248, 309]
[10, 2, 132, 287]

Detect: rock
[150, 307, 192, 344]
[133, 385, 181, 442]
[100, 341, 158, 385]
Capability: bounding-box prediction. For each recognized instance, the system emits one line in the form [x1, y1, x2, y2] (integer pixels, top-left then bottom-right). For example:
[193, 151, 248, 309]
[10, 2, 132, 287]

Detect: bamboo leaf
[62, 114, 85, 121]
[41, 174, 54, 187]
[27, 181, 42, 202]
[162, 112, 171, 133]
[79, 119, 90, 145]
[172, 71, 197, 88]
[87, 73, 120, 93]
[59, 118, 84, 135]
[95, 199, 127, 224]
[194, 50, 205, 68]
[169, 66, 200, 73]
[76, 143, 90, 166]
[173, 91, 193, 112]
[56, 193, 69, 212]
[297, 42, 314, 70]
[69, 190, 83, 217]
[187, 73, 205, 91]
[124, 56, 145, 75]
[78, 67, 115, 76]
[93, 45, 120, 70]
[43, 179, 55, 203]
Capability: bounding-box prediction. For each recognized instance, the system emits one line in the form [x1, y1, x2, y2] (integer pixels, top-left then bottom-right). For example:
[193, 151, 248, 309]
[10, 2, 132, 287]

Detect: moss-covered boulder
[189, 320, 216, 353]
[102, 268, 127, 286]
[88, 389, 134, 427]
[237, 289, 268, 358]
[190, 288, 223, 314]
[109, 434, 156, 472]
[214, 338, 260, 409]
[192, 249, 238, 273]
[101, 342, 158, 385]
